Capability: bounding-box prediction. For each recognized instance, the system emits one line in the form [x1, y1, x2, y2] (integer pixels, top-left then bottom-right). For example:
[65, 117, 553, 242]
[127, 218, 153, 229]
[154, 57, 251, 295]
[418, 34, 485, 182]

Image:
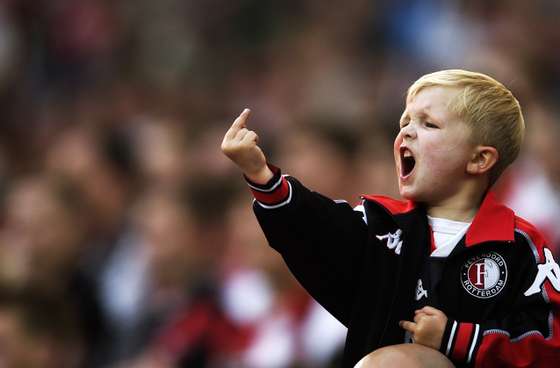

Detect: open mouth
[400, 147, 416, 177]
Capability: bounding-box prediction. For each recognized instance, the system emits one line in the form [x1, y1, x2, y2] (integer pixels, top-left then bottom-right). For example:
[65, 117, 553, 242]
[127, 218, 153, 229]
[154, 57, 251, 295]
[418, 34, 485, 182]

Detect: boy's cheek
[393, 135, 403, 164]
[393, 133, 403, 149]
[424, 146, 464, 175]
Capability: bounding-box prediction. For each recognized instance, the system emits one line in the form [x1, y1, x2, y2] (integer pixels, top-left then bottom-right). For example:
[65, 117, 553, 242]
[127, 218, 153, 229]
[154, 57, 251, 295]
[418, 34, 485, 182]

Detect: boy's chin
[399, 187, 414, 199]
[400, 189, 437, 204]
[399, 188, 422, 202]
[401, 193, 418, 201]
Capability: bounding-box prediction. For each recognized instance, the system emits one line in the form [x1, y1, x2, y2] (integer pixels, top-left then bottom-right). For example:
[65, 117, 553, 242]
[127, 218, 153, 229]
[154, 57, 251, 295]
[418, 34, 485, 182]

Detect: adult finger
[414, 312, 428, 324]
[399, 320, 417, 333]
[417, 306, 441, 316]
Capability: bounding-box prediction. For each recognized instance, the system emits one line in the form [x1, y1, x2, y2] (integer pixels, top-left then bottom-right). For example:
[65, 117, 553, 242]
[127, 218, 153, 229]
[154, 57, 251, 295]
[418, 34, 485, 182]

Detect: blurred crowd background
[0, 0, 559, 367]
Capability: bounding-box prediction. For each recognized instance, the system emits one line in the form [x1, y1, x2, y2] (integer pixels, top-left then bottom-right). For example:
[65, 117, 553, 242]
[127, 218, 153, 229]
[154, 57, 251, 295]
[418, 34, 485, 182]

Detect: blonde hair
[407, 69, 525, 185]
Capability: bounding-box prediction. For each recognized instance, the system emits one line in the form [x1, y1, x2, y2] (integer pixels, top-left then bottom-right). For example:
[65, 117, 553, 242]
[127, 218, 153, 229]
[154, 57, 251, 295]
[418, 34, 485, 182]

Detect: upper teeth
[403, 149, 412, 158]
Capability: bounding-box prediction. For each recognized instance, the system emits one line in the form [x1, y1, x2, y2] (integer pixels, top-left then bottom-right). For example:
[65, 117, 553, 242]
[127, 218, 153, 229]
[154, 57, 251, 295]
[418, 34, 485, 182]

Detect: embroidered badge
[461, 251, 508, 299]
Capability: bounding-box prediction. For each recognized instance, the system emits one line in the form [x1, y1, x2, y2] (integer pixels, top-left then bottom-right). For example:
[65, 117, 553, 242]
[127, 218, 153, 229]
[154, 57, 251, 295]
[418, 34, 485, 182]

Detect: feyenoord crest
[461, 252, 508, 299]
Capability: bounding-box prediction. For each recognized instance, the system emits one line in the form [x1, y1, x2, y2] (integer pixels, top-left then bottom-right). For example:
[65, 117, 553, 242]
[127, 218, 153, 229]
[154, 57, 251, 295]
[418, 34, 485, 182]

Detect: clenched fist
[221, 109, 274, 184]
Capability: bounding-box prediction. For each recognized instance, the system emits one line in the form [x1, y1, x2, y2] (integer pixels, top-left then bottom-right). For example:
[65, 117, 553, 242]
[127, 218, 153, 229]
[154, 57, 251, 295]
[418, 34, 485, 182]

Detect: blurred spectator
[0, 288, 83, 367]
[97, 187, 202, 363]
[0, 175, 105, 367]
[99, 176, 240, 367]
[218, 192, 347, 368]
[133, 119, 189, 190]
[278, 119, 361, 201]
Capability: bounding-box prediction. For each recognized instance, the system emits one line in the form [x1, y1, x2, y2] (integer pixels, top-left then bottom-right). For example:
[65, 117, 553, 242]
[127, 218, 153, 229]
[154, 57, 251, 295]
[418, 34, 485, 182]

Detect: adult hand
[399, 306, 448, 350]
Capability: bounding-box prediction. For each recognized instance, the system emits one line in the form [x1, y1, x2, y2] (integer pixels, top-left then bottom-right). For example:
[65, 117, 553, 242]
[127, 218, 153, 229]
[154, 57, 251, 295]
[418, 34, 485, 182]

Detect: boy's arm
[222, 110, 369, 325]
[249, 171, 369, 325]
[438, 245, 560, 367]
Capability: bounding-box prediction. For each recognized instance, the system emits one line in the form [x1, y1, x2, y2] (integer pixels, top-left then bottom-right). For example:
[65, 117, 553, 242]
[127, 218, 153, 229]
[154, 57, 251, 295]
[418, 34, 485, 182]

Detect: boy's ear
[466, 146, 499, 175]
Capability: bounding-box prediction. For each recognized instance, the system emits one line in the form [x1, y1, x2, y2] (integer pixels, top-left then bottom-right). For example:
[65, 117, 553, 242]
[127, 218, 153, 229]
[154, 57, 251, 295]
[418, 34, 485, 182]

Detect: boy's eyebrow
[401, 107, 442, 125]
[399, 111, 409, 123]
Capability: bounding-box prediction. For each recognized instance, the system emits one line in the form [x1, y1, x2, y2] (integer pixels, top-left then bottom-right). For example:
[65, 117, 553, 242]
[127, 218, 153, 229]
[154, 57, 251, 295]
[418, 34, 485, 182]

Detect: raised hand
[221, 109, 273, 184]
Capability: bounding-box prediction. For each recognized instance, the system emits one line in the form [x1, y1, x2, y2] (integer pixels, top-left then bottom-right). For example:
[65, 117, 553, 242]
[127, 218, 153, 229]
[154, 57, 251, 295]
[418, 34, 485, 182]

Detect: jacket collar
[361, 194, 416, 215]
[363, 192, 515, 247]
[465, 191, 515, 247]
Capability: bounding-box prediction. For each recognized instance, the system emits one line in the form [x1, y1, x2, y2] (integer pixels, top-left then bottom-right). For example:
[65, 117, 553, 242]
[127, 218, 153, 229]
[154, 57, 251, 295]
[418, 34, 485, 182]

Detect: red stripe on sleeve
[452, 322, 474, 362]
[250, 177, 290, 205]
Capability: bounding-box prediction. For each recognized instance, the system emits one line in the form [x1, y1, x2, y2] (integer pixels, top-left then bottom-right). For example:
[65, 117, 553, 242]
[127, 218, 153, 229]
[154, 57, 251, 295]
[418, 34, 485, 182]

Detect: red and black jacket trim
[440, 320, 481, 365]
[245, 164, 291, 208]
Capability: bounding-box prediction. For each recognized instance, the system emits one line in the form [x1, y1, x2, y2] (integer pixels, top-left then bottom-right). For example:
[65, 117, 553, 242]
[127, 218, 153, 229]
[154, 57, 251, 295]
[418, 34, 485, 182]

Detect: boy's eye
[425, 122, 439, 129]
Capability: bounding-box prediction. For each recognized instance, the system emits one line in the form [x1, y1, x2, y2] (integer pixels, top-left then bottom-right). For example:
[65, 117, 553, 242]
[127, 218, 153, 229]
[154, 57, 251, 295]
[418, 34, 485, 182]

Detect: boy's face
[394, 86, 476, 203]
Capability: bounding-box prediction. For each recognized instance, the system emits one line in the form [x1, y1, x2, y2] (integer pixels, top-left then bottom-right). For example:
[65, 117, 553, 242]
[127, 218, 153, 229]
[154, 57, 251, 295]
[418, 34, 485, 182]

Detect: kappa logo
[376, 229, 403, 255]
[461, 251, 508, 299]
[416, 279, 428, 300]
[525, 248, 560, 296]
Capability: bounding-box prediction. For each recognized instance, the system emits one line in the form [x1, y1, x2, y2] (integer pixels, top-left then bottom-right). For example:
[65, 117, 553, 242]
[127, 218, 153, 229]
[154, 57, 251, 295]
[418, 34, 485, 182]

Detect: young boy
[221, 70, 560, 367]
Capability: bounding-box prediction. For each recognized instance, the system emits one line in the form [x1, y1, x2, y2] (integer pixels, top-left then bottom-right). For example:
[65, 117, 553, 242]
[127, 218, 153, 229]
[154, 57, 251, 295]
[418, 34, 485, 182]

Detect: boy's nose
[402, 124, 417, 139]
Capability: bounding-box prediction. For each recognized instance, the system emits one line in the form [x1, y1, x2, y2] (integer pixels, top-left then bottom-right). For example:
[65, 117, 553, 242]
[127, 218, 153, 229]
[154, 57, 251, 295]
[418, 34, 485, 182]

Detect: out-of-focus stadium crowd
[0, 1, 559, 367]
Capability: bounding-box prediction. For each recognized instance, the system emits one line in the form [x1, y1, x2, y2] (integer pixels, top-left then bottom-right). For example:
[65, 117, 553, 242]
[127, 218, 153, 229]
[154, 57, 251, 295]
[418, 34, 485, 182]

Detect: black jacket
[247, 168, 560, 367]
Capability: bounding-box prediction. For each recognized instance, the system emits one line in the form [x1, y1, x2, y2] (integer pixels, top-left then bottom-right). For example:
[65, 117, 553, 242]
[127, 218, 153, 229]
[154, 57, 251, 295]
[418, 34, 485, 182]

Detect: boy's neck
[427, 203, 478, 222]
[426, 183, 487, 222]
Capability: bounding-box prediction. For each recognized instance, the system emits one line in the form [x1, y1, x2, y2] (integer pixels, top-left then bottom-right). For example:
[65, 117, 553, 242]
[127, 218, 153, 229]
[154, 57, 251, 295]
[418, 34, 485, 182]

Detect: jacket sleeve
[439, 240, 560, 367]
[246, 165, 369, 326]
